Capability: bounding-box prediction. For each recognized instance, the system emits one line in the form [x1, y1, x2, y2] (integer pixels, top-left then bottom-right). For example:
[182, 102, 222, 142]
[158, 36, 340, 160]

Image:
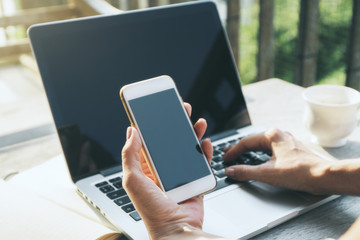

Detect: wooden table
[2, 79, 360, 239]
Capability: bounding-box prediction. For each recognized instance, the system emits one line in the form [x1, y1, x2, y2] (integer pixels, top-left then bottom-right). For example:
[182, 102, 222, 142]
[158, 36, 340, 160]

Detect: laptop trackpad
[203, 182, 310, 239]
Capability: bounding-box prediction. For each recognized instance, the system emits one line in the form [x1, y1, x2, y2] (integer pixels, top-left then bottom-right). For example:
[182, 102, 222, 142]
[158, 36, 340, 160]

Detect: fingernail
[225, 168, 234, 178]
[126, 127, 132, 140]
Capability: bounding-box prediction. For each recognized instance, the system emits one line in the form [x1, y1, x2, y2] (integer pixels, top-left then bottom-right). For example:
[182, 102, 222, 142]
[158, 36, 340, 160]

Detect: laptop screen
[29, 1, 250, 182]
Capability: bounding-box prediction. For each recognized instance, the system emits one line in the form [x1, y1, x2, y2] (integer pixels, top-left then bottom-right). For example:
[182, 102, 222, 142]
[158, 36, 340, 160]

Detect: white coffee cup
[303, 85, 360, 148]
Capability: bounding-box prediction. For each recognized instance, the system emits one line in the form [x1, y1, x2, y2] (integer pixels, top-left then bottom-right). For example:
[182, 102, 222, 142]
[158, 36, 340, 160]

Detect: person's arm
[223, 128, 360, 240]
[223, 128, 360, 196]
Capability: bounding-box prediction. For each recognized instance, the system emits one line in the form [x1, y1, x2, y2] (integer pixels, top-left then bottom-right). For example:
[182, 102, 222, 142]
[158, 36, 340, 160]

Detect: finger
[122, 127, 155, 182]
[194, 118, 207, 140]
[201, 138, 213, 164]
[122, 127, 143, 175]
[223, 134, 271, 161]
[140, 152, 155, 181]
[184, 102, 192, 117]
[223, 146, 230, 152]
[225, 164, 266, 182]
[283, 131, 293, 137]
[223, 128, 286, 161]
[121, 128, 177, 221]
[121, 128, 164, 198]
[264, 128, 287, 142]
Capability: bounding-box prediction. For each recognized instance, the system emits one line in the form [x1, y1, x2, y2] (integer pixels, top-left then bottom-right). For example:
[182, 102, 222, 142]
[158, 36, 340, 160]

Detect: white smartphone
[120, 75, 216, 203]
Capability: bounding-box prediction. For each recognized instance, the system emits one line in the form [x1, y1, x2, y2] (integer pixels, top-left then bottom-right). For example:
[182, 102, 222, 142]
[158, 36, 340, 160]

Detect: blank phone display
[129, 88, 210, 191]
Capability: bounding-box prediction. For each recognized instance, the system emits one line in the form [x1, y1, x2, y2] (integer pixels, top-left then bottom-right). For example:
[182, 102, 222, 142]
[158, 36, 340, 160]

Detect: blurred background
[0, 0, 358, 86]
[0, 0, 359, 177]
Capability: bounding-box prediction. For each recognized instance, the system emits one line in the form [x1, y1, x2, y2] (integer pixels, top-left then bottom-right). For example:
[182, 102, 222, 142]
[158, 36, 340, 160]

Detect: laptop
[28, 1, 337, 239]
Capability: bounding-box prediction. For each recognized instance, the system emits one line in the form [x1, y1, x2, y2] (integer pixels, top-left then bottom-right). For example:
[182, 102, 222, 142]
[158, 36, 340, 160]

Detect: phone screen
[129, 88, 211, 191]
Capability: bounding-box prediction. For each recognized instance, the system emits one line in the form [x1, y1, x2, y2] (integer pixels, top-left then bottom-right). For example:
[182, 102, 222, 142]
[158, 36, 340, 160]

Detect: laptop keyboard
[94, 136, 271, 222]
[94, 177, 142, 221]
[211, 136, 271, 191]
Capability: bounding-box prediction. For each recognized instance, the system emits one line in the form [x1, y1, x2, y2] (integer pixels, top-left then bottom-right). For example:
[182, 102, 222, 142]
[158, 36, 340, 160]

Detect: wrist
[154, 223, 225, 240]
[305, 159, 333, 195]
[155, 223, 198, 240]
[313, 159, 360, 196]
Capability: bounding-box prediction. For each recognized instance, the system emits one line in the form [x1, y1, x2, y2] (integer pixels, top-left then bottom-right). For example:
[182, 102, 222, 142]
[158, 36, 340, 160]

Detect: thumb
[121, 127, 169, 217]
[225, 165, 263, 182]
[122, 127, 143, 175]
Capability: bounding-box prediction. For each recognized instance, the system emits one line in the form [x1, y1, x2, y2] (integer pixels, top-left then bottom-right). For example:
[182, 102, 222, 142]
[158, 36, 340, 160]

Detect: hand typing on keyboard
[222, 128, 333, 195]
[211, 137, 271, 191]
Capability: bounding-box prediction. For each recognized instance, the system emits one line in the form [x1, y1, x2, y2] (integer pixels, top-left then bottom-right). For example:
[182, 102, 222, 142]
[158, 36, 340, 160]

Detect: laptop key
[223, 160, 237, 167]
[95, 181, 108, 187]
[114, 196, 131, 206]
[228, 139, 238, 145]
[107, 188, 127, 199]
[212, 155, 223, 163]
[217, 143, 228, 148]
[213, 149, 222, 156]
[130, 211, 142, 221]
[99, 185, 115, 193]
[257, 154, 270, 162]
[243, 151, 259, 160]
[248, 160, 263, 166]
[214, 169, 226, 178]
[217, 146, 228, 152]
[213, 163, 225, 171]
[122, 203, 135, 213]
[235, 155, 251, 164]
[113, 181, 123, 189]
[109, 177, 122, 183]
[242, 151, 270, 165]
[214, 177, 238, 191]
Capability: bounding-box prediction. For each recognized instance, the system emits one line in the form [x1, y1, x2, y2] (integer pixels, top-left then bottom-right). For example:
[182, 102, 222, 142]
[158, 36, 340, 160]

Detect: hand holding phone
[120, 75, 216, 203]
[121, 124, 215, 239]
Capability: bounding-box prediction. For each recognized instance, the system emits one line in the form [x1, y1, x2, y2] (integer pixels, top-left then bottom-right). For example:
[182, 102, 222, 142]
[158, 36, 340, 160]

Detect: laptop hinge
[209, 129, 238, 142]
[100, 165, 122, 177]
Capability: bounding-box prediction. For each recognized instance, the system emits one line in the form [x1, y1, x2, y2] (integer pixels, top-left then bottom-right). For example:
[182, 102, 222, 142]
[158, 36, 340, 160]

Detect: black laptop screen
[29, 1, 250, 182]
